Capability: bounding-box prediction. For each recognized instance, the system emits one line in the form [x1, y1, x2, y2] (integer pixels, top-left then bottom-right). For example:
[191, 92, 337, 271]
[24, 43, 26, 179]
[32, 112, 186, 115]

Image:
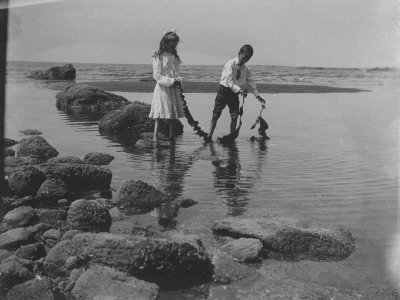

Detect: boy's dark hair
[239, 44, 254, 56]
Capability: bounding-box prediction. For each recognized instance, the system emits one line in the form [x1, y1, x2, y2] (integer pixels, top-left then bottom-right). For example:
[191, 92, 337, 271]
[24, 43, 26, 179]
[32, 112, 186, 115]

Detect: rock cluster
[1, 134, 213, 299]
[26, 64, 76, 81]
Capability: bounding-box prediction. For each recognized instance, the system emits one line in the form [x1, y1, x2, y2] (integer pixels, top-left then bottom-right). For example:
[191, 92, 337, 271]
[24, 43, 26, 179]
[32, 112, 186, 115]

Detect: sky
[5, 0, 400, 68]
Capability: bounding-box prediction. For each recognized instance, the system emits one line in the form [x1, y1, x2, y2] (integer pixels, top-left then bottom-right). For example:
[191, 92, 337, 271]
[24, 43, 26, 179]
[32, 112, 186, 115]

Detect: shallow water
[4, 74, 400, 297]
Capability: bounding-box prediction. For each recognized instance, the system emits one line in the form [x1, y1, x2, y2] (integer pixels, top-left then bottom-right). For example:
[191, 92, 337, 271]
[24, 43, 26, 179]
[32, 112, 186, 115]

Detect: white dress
[149, 53, 185, 119]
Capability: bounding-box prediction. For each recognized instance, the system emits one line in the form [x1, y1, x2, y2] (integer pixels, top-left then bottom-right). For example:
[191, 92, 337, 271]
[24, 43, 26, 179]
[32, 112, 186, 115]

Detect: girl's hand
[173, 79, 182, 87]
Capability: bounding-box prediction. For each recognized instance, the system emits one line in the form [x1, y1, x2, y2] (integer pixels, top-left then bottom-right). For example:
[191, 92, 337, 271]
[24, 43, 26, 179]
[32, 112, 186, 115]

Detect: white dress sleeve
[152, 56, 174, 87]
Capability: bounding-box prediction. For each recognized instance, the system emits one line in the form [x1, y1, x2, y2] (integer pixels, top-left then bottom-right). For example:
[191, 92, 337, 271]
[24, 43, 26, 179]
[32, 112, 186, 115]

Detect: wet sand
[79, 81, 369, 93]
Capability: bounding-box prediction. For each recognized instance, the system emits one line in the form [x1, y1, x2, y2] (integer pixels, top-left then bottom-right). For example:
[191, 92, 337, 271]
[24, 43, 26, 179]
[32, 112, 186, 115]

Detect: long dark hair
[153, 31, 181, 61]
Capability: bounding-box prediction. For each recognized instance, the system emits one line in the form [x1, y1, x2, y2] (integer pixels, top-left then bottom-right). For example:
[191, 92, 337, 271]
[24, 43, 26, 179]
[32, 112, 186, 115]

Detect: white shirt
[220, 57, 260, 97]
[152, 53, 182, 87]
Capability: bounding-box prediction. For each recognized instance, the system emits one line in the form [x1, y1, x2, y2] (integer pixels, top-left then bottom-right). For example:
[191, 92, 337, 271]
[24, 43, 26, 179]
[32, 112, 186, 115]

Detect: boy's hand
[239, 89, 247, 98]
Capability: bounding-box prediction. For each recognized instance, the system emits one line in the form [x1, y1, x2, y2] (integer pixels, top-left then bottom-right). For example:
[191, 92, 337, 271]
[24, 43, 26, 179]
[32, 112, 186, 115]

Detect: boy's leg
[228, 94, 240, 133]
[209, 116, 218, 139]
[230, 113, 238, 133]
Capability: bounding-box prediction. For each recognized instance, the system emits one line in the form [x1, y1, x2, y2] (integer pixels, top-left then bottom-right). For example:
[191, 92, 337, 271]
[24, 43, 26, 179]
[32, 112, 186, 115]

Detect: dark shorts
[213, 85, 239, 116]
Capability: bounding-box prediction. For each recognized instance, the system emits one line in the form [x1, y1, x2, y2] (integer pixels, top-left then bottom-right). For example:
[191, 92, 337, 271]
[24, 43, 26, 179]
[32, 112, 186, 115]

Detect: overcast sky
[5, 0, 400, 68]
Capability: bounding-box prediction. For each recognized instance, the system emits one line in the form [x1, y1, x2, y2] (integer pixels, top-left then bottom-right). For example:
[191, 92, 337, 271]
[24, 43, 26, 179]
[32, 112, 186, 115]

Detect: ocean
[4, 61, 400, 298]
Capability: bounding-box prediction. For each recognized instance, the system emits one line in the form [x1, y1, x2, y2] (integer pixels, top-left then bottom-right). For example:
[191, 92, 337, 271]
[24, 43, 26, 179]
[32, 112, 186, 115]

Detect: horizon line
[6, 59, 399, 70]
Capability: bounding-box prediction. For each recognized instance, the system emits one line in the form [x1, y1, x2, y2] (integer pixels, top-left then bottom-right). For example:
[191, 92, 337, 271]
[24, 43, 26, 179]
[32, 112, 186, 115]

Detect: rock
[37, 162, 112, 192]
[64, 256, 78, 270]
[67, 199, 112, 232]
[173, 197, 198, 208]
[55, 84, 130, 113]
[116, 180, 173, 214]
[43, 229, 61, 241]
[83, 152, 114, 165]
[140, 132, 155, 139]
[3, 156, 42, 175]
[26, 63, 76, 80]
[150, 201, 180, 222]
[7, 275, 56, 300]
[71, 264, 160, 300]
[4, 148, 15, 157]
[19, 129, 43, 135]
[4, 138, 18, 147]
[45, 232, 213, 289]
[61, 229, 82, 241]
[98, 101, 183, 136]
[36, 179, 70, 202]
[219, 238, 262, 263]
[0, 249, 13, 264]
[359, 285, 399, 300]
[58, 199, 68, 205]
[8, 165, 46, 196]
[0, 224, 49, 250]
[45, 239, 57, 249]
[15, 242, 46, 260]
[0, 255, 34, 289]
[43, 240, 72, 266]
[46, 156, 84, 164]
[211, 216, 356, 261]
[6, 195, 36, 209]
[3, 206, 37, 227]
[16, 136, 59, 162]
[212, 251, 258, 284]
[36, 209, 67, 229]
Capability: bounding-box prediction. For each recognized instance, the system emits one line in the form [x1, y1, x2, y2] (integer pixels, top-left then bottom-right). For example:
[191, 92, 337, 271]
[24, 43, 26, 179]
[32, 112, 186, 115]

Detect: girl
[149, 29, 185, 141]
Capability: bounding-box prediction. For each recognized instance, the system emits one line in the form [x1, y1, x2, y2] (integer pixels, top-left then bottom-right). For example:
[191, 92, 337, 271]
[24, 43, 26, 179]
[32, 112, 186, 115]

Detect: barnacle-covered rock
[36, 179, 71, 202]
[56, 84, 131, 113]
[70, 264, 160, 300]
[37, 162, 112, 192]
[83, 152, 114, 165]
[8, 165, 46, 197]
[45, 232, 213, 289]
[211, 216, 356, 261]
[16, 136, 58, 163]
[116, 180, 173, 214]
[98, 101, 183, 136]
[67, 199, 112, 232]
[26, 63, 76, 80]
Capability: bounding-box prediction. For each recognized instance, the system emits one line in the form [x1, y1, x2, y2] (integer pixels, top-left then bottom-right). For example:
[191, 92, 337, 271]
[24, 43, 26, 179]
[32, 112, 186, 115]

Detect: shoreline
[78, 81, 369, 94]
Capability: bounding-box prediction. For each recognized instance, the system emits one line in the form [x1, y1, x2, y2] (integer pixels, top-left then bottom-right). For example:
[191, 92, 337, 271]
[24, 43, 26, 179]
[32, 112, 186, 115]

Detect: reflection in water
[58, 110, 106, 127]
[209, 141, 268, 216]
[151, 141, 184, 198]
[149, 141, 198, 227]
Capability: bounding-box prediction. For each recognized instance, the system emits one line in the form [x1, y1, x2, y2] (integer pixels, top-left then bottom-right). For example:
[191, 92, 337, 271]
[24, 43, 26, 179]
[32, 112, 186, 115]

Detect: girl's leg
[153, 119, 160, 140]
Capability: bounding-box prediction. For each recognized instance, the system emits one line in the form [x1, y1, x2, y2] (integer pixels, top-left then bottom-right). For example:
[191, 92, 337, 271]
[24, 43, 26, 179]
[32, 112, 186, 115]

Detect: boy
[208, 44, 265, 140]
